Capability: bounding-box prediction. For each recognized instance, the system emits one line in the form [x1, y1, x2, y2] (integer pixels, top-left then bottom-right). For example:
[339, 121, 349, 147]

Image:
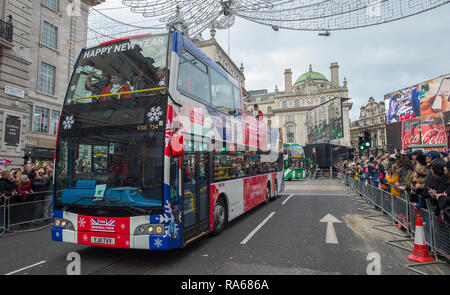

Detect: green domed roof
[294, 65, 329, 85]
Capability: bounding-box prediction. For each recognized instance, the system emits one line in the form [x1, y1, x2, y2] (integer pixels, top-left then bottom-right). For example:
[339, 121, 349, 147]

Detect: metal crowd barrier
[340, 171, 449, 261]
[1, 201, 5, 235]
[0, 190, 53, 235]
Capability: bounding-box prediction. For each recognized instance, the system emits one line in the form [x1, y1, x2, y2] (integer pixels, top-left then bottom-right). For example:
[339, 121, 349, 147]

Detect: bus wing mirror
[172, 133, 184, 156]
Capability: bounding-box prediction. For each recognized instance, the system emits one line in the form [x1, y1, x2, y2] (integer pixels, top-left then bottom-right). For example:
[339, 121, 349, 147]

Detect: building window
[42, 21, 57, 49]
[40, 63, 55, 95]
[44, 0, 58, 11]
[287, 125, 295, 143]
[295, 99, 299, 107]
[27, 104, 33, 131]
[286, 115, 294, 122]
[282, 101, 287, 108]
[267, 106, 272, 113]
[320, 97, 326, 104]
[33, 106, 49, 133]
[50, 110, 60, 135]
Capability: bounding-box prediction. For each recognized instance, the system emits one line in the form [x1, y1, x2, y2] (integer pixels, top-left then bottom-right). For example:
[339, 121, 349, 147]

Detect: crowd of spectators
[337, 149, 450, 223]
[0, 161, 54, 227]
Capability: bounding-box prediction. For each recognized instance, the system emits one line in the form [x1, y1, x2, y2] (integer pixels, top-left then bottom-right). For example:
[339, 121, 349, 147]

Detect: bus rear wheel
[213, 196, 227, 235]
[273, 180, 278, 199]
[264, 183, 271, 204]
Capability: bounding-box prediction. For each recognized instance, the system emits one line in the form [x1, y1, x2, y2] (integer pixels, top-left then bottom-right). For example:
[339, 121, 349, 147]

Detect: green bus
[283, 143, 307, 180]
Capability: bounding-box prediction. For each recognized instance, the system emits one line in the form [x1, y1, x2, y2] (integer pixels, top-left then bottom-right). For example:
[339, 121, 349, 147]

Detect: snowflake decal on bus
[154, 238, 163, 248]
[157, 200, 180, 239]
[147, 106, 163, 123]
[62, 115, 75, 130]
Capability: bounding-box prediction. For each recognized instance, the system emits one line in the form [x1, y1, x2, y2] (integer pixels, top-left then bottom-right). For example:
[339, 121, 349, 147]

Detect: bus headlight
[54, 218, 75, 230]
[134, 224, 164, 235]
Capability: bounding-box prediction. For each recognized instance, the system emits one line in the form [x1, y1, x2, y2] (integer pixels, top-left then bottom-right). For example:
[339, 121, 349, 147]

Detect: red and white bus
[52, 29, 284, 250]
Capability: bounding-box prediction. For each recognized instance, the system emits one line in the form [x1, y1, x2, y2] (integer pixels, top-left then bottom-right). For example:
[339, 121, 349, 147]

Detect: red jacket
[100, 83, 132, 101]
[17, 181, 33, 199]
[255, 110, 264, 120]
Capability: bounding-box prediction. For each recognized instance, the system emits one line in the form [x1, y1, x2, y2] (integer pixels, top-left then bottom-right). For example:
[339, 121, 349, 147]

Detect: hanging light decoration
[87, 0, 449, 45]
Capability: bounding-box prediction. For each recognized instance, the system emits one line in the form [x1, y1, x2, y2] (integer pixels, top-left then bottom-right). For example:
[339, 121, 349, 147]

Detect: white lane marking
[320, 214, 341, 244]
[282, 194, 294, 205]
[5, 260, 47, 275]
[240, 212, 276, 245]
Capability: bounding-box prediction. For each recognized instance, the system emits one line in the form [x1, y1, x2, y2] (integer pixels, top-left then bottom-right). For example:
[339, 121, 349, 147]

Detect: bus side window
[170, 157, 179, 204]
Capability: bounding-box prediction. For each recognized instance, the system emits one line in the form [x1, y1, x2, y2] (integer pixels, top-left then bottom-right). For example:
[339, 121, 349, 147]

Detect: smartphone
[431, 77, 450, 111]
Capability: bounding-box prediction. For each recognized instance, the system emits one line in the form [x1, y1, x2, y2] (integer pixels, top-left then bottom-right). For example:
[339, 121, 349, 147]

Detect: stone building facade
[245, 63, 353, 147]
[350, 97, 387, 155]
[0, 0, 104, 168]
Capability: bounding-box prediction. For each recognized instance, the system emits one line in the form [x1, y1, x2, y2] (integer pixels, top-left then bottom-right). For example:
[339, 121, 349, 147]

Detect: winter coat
[385, 174, 401, 197]
[17, 181, 33, 200]
[0, 178, 15, 196]
[413, 163, 428, 189]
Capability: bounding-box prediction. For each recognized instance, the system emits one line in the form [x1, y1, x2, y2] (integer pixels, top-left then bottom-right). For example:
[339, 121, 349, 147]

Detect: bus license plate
[90, 236, 115, 245]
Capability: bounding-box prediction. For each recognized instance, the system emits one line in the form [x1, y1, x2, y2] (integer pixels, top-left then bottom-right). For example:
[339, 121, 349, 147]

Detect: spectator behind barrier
[385, 164, 401, 197]
[432, 161, 450, 222]
[0, 170, 15, 204]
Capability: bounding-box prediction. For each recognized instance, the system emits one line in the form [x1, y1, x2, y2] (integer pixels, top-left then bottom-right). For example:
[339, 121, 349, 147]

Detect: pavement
[1, 177, 449, 275]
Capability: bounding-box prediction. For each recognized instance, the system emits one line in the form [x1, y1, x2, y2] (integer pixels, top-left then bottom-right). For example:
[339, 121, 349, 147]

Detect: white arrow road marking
[320, 214, 341, 244]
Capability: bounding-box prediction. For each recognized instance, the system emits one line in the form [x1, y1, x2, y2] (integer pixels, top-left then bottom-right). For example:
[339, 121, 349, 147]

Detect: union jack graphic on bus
[91, 218, 115, 227]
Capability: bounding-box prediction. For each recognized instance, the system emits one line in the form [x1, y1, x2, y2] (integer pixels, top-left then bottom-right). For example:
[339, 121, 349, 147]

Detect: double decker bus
[51, 29, 284, 250]
[283, 143, 307, 180]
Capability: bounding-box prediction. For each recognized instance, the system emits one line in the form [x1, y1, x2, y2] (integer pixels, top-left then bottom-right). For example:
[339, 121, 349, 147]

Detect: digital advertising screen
[306, 97, 343, 144]
[384, 73, 450, 125]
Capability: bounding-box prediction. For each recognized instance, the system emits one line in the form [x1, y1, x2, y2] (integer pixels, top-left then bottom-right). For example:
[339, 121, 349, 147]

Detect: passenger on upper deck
[99, 74, 132, 101]
[85, 72, 111, 95]
[154, 67, 166, 87]
[252, 104, 264, 120]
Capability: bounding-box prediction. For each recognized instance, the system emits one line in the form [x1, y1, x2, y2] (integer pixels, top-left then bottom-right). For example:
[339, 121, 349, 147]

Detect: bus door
[182, 152, 210, 244]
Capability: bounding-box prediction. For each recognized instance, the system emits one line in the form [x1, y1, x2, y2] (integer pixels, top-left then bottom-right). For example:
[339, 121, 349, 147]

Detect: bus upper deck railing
[73, 86, 166, 104]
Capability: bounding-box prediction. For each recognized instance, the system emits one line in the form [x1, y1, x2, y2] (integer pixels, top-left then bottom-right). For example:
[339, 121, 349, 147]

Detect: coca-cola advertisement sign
[402, 119, 421, 148]
[421, 116, 446, 145]
[402, 114, 446, 149]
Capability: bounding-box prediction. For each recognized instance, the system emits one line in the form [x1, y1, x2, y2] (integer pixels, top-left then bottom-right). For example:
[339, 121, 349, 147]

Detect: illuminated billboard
[306, 97, 343, 144]
[385, 73, 450, 125]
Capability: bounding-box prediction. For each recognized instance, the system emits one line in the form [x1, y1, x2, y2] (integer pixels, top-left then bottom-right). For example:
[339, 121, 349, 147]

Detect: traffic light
[364, 131, 371, 148]
[358, 136, 365, 150]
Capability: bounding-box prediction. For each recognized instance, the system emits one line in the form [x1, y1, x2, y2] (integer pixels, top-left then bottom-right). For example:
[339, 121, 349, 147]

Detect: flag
[0, 158, 12, 167]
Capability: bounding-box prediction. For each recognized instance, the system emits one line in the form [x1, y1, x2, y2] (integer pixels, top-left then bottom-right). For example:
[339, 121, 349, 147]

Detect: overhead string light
[88, 0, 450, 45]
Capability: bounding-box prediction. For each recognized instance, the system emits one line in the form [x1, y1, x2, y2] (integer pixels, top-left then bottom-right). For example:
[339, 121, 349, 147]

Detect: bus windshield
[65, 34, 169, 105]
[286, 144, 304, 157]
[54, 34, 170, 212]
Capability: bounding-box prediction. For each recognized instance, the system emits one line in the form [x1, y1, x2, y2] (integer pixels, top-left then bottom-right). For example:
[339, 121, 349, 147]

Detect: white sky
[94, 1, 450, 121]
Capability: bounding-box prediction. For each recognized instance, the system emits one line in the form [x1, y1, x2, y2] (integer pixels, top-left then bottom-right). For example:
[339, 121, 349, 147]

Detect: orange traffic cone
[408, 213, 435, 263]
